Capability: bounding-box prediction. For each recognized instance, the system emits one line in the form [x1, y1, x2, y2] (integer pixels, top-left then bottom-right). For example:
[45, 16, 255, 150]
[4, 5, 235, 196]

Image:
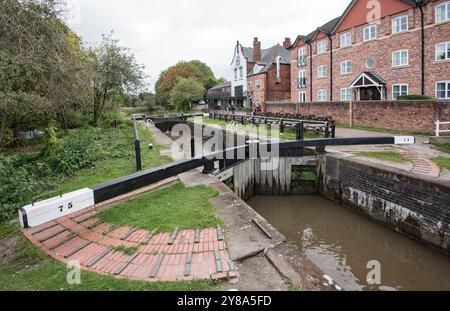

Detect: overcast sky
[68, 0, 350, 91]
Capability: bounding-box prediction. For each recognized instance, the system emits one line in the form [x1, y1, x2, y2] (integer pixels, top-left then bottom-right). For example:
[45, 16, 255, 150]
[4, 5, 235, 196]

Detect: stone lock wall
[321, 154, 450, 254]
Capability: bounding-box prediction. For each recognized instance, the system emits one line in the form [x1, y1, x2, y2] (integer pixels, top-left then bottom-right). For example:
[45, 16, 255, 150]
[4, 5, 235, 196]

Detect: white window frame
[298, 48, 307, 66]
[255, 80, 261, 90]
[363, 25, 377, 41]
[317, 65, 327, 78]
[239, 68, 243, 79]
[317, 40, 327, 54]
[392, 50, 409, 67]
[392, 15, 408, 34]
[340, 32, 352, 48]
[392, 84, 409, 100]
[318, 90, 327, 102]
[436, 81, 450, 99]
[299, 91, 307, 103]
[435, 42, 450, 61]
[298, 70, 307, 88]
[340, 88, 352, 101]
[435, 2, 450, 23]
[341, 60, 353, 75]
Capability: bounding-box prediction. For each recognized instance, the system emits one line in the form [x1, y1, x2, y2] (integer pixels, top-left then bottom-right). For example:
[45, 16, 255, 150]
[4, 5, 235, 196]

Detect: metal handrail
[32, 189, 63, 206]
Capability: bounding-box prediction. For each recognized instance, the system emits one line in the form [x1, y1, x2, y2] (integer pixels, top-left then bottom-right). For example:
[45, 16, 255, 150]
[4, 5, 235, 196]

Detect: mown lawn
[0, 224, 216, 291]
[356, 151, 411, 164]
[97, 182, 221, 233]
[433, 156, 450, 170]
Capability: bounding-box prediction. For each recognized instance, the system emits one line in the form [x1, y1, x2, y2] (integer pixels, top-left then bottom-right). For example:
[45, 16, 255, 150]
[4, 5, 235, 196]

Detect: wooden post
[349, 100, 354, 128]
[133, 117, 142, 171]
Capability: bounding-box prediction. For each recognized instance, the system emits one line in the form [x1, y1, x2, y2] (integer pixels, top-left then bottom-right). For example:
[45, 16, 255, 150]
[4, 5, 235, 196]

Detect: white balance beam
[19, 188, 94, 228]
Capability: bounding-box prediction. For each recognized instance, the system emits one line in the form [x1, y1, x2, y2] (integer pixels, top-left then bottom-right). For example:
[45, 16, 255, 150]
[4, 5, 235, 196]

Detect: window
[392, 15, 408, 34]
[436, 81, 450, 99]
[298, 70, 307, 88]
[363, 25, 377, 41]
[239, 68, 243, 79]
[340, 32, 352, 47]
[436, 42, 450, 61]
[234, 69, 237, 80]
[317, 65, 327, 78]
[318, 90, 327, 102]
[340, 88, 352, 101]
[366, 58, 376, 68]
[298, 48, 307, 66]
[317, 41, 327, 54]
[341, 60, 353, 75]
[255, 80, 261, 90]
[248, 82, 252, 91]
[392, 84, 408, 100]
[299, 91, 307, 103]
[436, 2, 450, 23]
[392, 50, 409, 67]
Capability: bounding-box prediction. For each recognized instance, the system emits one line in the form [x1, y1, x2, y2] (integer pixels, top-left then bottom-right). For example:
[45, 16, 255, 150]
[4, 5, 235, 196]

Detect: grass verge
[435, 144, 450, 154]
[356, 151, 411, 164]
[433, 156, 450, 170]
[97, 182, 221, 232]
[338, 124, 432, 136]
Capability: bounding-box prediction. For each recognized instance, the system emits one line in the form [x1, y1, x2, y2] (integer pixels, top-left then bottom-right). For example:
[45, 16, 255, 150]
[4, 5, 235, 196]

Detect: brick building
[230, 38, 292, 111]
[290, 0, 450, 104]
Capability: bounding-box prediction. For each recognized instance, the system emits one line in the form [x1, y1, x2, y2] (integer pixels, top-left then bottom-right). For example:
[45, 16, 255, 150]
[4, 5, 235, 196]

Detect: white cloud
[73, 0, 349, 91]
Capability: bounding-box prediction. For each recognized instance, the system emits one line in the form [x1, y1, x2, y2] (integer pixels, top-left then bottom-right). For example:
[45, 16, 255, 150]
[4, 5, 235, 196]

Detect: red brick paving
[22, 207, 236, 283]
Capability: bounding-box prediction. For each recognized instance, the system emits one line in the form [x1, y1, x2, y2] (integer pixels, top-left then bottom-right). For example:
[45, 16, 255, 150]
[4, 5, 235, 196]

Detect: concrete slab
[221, 256, 289, 291]
[178, 170, 221, 188]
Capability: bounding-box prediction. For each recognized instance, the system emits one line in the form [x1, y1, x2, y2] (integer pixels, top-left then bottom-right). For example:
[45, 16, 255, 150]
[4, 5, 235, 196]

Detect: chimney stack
[283, 37, 291, 49]
[253, 37, 261, 62]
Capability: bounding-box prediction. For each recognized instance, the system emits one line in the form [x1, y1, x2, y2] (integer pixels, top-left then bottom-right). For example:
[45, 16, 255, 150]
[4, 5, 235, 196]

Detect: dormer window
[298, 48, 307, 66]
[317, 41, 327, 54]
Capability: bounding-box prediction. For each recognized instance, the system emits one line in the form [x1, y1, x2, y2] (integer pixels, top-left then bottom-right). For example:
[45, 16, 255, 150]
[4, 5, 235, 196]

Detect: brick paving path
[23, 207, 236, 282]
[397, 149, 440, 177]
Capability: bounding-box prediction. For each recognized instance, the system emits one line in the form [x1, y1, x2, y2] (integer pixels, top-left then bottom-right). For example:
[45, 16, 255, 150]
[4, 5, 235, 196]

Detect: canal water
[249, 195, 450, 291]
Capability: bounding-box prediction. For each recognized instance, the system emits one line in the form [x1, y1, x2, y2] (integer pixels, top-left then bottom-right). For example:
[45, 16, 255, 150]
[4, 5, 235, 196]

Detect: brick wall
[321, 155, 450, 254]
[265, 100, 450, 132]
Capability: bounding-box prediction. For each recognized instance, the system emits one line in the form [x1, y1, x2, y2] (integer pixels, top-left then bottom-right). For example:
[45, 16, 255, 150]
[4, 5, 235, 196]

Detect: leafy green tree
[169, 78, 205, 111]
[155, 61, 206, 107]
[91, 33, 145, 126]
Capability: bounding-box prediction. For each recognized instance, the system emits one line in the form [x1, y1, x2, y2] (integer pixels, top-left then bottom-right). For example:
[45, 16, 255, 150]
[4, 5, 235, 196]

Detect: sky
[66, 0, 350, 91]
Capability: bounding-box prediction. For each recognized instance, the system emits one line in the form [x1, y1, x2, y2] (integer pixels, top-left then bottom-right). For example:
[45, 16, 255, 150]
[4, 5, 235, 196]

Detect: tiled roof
[243, 43, 291, 76]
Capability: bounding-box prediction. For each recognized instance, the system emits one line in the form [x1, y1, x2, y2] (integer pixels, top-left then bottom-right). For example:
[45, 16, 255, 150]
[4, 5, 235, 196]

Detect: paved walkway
[332, 127, 445, 179]
[23, 205, 235, 282]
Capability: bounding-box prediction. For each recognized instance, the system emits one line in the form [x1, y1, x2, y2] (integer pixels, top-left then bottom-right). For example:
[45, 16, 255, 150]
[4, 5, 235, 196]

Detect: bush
[0, 154, 40, 221]
[397, 95, 435, 100]
[65, 110, 94, 129]
[99, 110, 129, 129]
[52, 130, 103, 175]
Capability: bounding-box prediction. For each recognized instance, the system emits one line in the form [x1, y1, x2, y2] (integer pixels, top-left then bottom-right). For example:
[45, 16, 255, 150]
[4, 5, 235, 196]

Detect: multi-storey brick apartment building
[230, 38, 291, 110]
[290, 0, 450, 103]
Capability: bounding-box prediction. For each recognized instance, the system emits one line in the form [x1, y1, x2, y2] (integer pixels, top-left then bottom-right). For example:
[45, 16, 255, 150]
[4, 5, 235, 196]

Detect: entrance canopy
[350, 72, 386, 101]
[350, 72, 386, 88]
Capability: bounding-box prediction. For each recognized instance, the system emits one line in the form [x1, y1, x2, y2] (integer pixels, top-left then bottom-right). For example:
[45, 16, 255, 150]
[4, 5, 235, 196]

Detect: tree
[169, 78, 205, 112]
[155, 61, 206, 107]
[0, 0, 93, 143]
[91, 33, 145, 126]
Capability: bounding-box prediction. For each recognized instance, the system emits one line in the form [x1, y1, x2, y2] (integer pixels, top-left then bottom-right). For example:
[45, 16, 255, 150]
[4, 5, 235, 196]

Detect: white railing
[435, 120, 450, 137]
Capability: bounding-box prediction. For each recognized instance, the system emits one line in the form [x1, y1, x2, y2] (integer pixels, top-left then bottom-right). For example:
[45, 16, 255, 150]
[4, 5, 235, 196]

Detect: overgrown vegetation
[356, 151, 410, 164]
[433, 157, 450, 170]
[97, 182, 221, 232]
[0, 122, 171, 221]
